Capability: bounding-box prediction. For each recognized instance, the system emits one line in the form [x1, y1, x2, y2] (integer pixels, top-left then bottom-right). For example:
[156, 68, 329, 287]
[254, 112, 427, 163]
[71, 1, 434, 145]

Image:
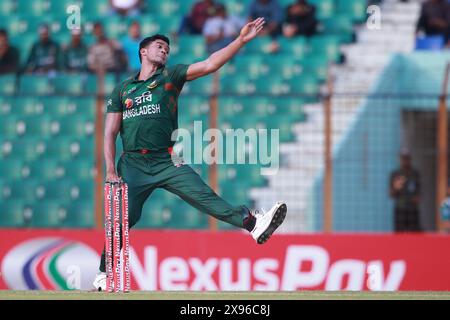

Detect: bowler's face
[143, 40, 170, 66]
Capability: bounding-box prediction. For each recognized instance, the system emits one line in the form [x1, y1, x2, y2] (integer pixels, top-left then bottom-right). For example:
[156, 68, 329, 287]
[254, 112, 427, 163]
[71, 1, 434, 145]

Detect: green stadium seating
[19, 75, 54, 95]
[337, 0, 367, 22]
[172, 36, 206, 58]
[183, 74, 216, 95]
[3, 138, 47, 162]
[254, 76, 289, 96]
[52, 74, 86, 95]
[230, 55, 269, 79]
[86, 74, 117, 95]
[322, 15, 354, 43]
[0, 75, 17, 95]
[0, 0, 16, 15]
[81, 0, 110, 17]
[244, 36, 274, 54]
[1, 17, 31, 37]
[28, 159, 66, 181]
[309, 0, 335, 19]
[0, 115, 26, 138]
[63, 160, 96, 181]
[165, 201, 208, 229]
[29, 202, 65, 228]
[8, 97, 44, 116]
[221, 74, 256, 95]
[17, 0, 51, 16]
[279, 37, 308, 56]
[309, 35, 341, 62]
[6, 180, 41, 202]
[57, 115, 95, 137]
[0, 160, 28, 180]
[21, 115, 60, 138]
[45, 137, 93, 161]
[0, 201, 26, 227]
[145, 1, 181, 17]
[61, 200, 94, 228]
[302, 55, 329, 81]
[288, 75, 320, 97]
[266, 57, 304, 80]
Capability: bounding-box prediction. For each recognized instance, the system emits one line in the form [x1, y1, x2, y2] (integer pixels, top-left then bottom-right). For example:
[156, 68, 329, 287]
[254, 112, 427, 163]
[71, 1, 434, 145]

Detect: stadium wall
[311, 52, 450, 231]
[0, 229, 449, 291]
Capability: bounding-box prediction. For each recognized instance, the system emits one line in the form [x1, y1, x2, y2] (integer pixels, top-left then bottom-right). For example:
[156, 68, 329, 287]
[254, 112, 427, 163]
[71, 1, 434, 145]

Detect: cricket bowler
[93, 17, 287, 291]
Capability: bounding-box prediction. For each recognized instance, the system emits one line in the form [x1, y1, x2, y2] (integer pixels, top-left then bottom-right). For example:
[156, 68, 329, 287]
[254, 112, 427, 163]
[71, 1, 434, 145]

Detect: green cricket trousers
[99, 150, 251, 272]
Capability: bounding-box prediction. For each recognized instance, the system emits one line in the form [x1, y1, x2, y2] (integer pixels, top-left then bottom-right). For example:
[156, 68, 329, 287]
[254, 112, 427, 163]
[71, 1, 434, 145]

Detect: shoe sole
[257, 203, 287, 244]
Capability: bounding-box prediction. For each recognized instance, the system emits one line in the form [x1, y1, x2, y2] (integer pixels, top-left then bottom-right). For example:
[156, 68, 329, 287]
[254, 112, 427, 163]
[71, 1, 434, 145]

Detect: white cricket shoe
[93, 272, 107, 291]
[250, 202, 287, 244]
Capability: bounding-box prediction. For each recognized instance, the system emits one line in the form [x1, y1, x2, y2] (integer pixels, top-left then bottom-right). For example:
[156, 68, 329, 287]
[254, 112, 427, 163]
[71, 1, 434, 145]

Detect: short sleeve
[106, 84, 123, 113]
[169, 64, 189, 91]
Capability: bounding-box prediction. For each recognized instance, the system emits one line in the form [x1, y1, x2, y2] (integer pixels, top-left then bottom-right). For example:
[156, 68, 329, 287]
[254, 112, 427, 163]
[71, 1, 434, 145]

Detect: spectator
[25, 24, 60, 74]
[0, 29, 19, 74]
[416, 0, 450, 42]
[88, 22, 127, 73]
[121, 21, 142, 72]
[179, 0, 216, 35]
[109, 0, 142, 17]
[203, 4, 245, 54]
[283, 0, 318, 38]
[248, 0, 282, 38]
[389, 149, 421, 232]
[62, 29, 88, 73]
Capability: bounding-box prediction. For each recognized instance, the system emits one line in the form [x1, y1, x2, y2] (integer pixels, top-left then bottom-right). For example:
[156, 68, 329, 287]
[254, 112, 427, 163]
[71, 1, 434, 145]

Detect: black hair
[138, 34, 170, 63]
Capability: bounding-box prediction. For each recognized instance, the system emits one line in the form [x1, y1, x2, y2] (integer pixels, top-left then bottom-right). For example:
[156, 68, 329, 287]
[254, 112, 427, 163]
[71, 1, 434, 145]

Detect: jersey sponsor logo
[123, 104, 161, 120]
[134, 91, 152, 105]
[107, 99, 112, 106]
[125, 98, 133, 109]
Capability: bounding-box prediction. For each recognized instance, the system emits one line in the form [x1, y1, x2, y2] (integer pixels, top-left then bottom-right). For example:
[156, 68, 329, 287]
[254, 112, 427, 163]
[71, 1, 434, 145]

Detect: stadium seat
[10, 33, 35, 65]
[9, 97, 44, 116]
[86, 74, 117, 95]
[166, 202, 208, 229]
[243, 36, 274, 54]
[309, 0, 335, 19]
[45, 136, 94, 161]
[145, 1, 181, 17]
[266, 57, 304, 80]
[61, 201, 95, 228]
[5, 180, 41, 202]
[183, 74, 216, 96]
[28, 159, 66, 181]
[2, 138, 47, 162]
[254, 77, 289, 96]
[63, 160, 96, 181]
[2, 17, 31, 38]
[321, 15, 354, 43]
[21, 115, 60, 138]
[82, 0, 110, 17]
[230, 55, 269, 79]
[52, 74, 86, 95]
[302, 55, 329, 81]
[0, 201, 26, 227]
[28, 202, 66, 228]
[337, 0, 367, 22]
[139, 201, 170, 228]
[17, 0, 51, 16]
[57, 115, 95, 137]
[19, 75, 54, 95]
[309, 35, 341, 62]
[0, 0, 16, 15]
[0, 115, 26, 138]
[287, 75, 320, 97]
[0, 75, 17, 95]
[221, 74, 256, 95]
[278, 37, 308, 56]
[172, 35, 206, 58]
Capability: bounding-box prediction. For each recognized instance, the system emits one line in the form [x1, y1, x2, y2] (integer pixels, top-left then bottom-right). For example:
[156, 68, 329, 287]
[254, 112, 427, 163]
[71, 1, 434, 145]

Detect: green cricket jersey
[106, 64, 189, 152]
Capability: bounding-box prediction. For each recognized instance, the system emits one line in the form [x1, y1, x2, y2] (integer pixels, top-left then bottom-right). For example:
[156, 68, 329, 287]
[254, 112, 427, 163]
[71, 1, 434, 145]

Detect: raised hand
[240, 17, 266, 43]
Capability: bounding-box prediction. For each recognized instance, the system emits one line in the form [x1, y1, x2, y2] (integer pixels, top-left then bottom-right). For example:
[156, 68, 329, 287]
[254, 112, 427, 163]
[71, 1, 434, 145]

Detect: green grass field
[1, 290, 450, 300]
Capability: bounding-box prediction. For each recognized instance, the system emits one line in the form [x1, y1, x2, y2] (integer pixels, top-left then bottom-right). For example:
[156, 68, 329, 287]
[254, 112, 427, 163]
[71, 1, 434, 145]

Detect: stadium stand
[0, 0, 382, 230]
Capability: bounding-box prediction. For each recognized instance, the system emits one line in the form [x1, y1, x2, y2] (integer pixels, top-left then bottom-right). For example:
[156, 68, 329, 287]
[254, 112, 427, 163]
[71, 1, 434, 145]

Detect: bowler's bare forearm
[104, 113, 122, 174]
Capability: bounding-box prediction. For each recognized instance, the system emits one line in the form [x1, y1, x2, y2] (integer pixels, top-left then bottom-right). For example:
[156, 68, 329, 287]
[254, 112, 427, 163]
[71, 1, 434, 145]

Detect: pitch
[1, 290, 450, 300]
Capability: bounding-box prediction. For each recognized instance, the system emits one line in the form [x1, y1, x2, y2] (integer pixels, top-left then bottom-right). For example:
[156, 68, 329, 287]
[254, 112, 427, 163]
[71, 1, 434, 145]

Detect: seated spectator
[62, 29, 88, 73]
[0, 29, 19, 74]
[121, 21, 142, 72]
[283, 0, 318, 38]
[179, 0, 216, 35]
[416, 0, 450, 42]
[24, 24, 60, 74]
[248, 0, 282, 38]
[203, 4, 245, 54]
[88, 22, 127, 73]
[109, 0, 143, 17]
